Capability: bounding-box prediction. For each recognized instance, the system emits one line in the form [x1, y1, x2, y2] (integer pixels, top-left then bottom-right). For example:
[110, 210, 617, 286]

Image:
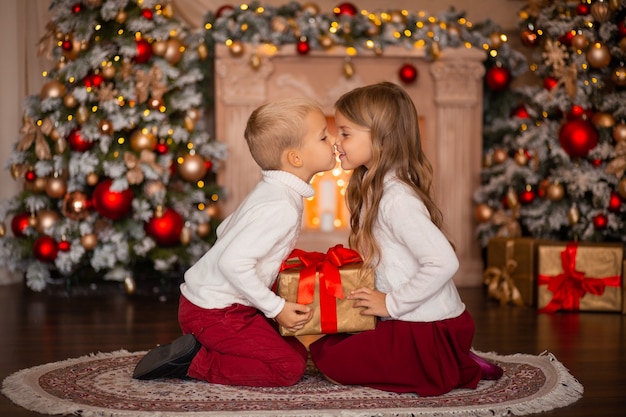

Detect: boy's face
[299, 109, 336, 177]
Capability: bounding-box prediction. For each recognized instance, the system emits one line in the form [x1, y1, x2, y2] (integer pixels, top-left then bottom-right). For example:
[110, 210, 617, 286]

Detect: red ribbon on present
[537, 242, 621, 313]
[280, 245, 363, 333]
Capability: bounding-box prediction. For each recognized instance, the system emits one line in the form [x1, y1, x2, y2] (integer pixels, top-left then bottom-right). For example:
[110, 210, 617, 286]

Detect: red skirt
[309, 309, 481, 396]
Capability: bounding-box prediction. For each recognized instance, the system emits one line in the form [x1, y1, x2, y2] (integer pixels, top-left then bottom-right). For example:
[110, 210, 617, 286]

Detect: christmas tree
[0, 0, 226, 293]
[474, 0, 626, 247]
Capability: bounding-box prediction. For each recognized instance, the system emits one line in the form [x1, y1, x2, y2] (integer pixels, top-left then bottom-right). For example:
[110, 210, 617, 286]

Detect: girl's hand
[275, 301, 312, 333]
[347, 287, 390, 318]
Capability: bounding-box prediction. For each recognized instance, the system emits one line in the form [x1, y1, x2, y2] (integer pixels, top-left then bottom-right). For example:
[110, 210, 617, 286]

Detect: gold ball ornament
[620, 37, 626, 53]
[62, 191, 91, 220]
[178, 153, 208, 182]
[45, 176, 67, 199]
[319, 35, 334, 49]
[250, 54, 261, 70]
[489, 32, 503, 49]
[546, 183, 565, 201]
[164, 39, 184, 65]
[143, 180, 166, 198]
[206, 203, 220, 219]
[271, 16, 289, 33]
[148, 97, 164, 110]
[40, 80, 66, 100]
[492, 148, 508, 164]
[180, 225, 192, 246]
[49, 128, 61, 142]
[568, 205, 580, 225]
[76, 105, 89, 124]
[474, 203, 493, 223]
[612, 123, 626, 142]
[514, 149, 529, 166]
[301, 2, 320, 14]
[0, 223, 5, 238]
[36, 209, 61, 234]
[591, 0, 611, 23]
[617, 178, 626, 199]
[343, 60, 355, 78]
[198, 43, 208, 60]
[86, 172, 99, 186]
[196, 222, 211, 237]
[571, 33, 589, 51]
[99, 119, 114, 135]
[390, 10, 406, 25]
[130, 129, 157, 152]
[33, 177, 48, 193]
[124, 276, 136, 295]
[229, 41, 245, 57]
[81, 233, 98, 250]
[592, 112, 615, 128]
[152, 40, 168, 56]
[611, 66, 626, 87]
[101, 64, 116, 79]
[63, 93, 78, 109]
[586, 42, 611, 68]
[115, 10, 127, 24]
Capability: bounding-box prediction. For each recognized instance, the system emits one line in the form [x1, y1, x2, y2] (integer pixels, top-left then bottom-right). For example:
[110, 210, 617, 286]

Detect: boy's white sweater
[180, 170, 314, 319]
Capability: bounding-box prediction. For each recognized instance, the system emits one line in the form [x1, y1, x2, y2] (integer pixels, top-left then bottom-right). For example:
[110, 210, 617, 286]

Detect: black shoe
[133, 333, 201, 380]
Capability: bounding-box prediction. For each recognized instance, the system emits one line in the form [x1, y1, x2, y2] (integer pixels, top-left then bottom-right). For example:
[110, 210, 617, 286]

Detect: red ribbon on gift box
[537, 242, 621, 313]
[280, 244, 363, 333]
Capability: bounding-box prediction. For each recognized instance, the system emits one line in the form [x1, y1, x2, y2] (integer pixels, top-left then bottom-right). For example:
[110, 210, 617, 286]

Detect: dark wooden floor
[0, 280, 624, 416]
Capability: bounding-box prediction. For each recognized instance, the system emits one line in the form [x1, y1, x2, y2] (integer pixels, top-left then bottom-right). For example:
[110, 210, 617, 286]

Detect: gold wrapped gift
[485, 237, 543, 306]
[537, 242, 624, 313]
[275, 245, 377, 336]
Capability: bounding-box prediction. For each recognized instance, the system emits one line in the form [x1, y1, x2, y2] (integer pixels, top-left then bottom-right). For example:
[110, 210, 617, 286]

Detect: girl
[309, 82, 502, 396]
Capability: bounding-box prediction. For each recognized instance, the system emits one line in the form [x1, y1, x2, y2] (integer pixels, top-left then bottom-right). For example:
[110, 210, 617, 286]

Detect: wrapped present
[537, 242, 624, 313]
[485, 237, 542, 306]
[275, 244, 376, 336]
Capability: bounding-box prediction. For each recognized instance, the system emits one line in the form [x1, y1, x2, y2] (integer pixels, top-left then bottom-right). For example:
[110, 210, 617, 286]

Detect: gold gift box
[537, 242, 624, 313]
[276, 259, 376, 336]
[485, 237, 542, 306]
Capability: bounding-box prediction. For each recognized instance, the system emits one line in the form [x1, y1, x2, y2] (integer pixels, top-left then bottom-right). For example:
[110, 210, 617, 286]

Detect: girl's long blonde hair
[337, 82, 447, 272]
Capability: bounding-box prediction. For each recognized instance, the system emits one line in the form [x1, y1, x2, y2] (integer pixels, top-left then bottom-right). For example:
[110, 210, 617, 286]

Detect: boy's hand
[347, 287, 390, 318]
[275, 301, 313, 333]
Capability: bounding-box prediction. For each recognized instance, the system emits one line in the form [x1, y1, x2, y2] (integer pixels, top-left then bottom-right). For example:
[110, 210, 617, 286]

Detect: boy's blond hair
[244, 97, 324, 170]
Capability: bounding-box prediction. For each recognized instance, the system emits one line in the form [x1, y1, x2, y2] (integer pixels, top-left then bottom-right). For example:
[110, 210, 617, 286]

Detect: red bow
[538, 243, 620, 313]
[280, 245, 363, 333]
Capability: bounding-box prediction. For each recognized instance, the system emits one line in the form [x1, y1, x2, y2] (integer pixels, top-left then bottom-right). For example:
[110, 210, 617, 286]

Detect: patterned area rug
[2, 350, 582, 417]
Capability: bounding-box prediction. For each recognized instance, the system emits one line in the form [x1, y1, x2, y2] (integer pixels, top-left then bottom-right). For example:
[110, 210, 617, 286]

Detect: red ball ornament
[141, 8, 154, 20]
[398, 64, 418, 84]
[519, 188, 536, 205]
[215, 5, 235, 18]
[297, 39, 310, 55]
[134, 39, 153, 64]
[205, 159, 213, 171]
[559, 31, 574, 46]
[62, 40, 73, 51]
[155, 142, 169, 155]
[33, 235, 58, 263]
[567, 105, 591, 120]
[576, 3, 590, 15]
[145, 207, 184, 246]
[609, 192, 622, 212]
[593, 213, 608, 229]
[71, 3, 82, 13]
[543, 76, 558, 90]
[11, 212, 31, 237]
[84, 73, 104, 88]
[558, 119, 599, 158]
[68, 128, 94, 152]
[511, 105, 530, 119]
[486, 66, 511, 91]
[58, 240, 71, 252]
[25, 170, 36, 182]
[334, 2, 358, 16]
[92, 179, 134, 220]
[619, 21, 626, 38]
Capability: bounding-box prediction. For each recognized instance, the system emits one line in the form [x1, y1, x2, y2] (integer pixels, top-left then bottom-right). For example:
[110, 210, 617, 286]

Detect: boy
[133, 98, 336, 387]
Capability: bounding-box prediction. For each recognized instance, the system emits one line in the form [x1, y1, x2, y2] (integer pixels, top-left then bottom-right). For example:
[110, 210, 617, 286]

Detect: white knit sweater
[180, 170, 314, 318]
[374, 174, 466, 322]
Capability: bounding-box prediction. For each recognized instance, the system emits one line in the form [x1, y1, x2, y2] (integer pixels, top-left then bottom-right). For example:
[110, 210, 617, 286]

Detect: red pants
[178, 295, 307, 386]
[309, 309, 481, 396]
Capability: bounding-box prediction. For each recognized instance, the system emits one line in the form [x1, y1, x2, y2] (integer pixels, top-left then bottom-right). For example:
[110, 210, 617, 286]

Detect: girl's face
[334, 111, 373, 170]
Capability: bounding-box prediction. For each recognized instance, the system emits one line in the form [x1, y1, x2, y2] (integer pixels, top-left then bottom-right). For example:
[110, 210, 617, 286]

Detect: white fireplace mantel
[214, 44, 486, 286]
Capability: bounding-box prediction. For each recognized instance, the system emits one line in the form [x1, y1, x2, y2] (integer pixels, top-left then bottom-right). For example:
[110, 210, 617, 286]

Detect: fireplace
[214, 44, 486, 286]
